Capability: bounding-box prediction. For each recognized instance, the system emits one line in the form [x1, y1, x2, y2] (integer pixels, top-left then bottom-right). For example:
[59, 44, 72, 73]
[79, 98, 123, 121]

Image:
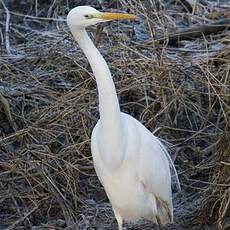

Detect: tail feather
[155, 196, 173, 225]
[156, 138, 181, 192]
[150, 193, 173, 226]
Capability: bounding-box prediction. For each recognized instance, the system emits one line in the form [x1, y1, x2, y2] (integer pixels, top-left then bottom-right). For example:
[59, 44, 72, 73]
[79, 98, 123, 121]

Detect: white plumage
[67, 6, 178, 229]
[92, 113, 173, 225]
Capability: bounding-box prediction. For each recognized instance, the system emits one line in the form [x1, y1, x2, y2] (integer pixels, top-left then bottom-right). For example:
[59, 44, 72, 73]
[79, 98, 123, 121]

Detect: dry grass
[0, 0, 229, 229]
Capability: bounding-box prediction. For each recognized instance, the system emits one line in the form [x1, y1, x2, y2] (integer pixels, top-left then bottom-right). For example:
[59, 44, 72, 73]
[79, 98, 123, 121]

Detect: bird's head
[67, 6, 137, 29]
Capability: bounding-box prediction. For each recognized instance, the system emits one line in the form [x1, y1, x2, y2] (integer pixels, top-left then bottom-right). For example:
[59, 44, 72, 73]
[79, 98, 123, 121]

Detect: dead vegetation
[0, 0, 229, 229]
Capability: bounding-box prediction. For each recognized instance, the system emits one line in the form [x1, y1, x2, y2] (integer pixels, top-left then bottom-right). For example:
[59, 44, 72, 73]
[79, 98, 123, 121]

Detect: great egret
[67, 6, 179, 230]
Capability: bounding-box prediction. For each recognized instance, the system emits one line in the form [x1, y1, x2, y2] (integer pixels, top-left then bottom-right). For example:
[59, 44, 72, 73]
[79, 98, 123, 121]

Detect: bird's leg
[117, 217, 123, 230]
[113, 209, 123, 230]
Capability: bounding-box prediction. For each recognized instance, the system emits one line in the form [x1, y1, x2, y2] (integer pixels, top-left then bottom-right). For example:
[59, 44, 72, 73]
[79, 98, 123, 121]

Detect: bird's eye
[84, 14, 94, 19]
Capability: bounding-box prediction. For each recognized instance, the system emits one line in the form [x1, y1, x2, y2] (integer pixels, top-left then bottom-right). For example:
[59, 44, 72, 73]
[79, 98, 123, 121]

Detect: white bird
[67, 6, 179, 230]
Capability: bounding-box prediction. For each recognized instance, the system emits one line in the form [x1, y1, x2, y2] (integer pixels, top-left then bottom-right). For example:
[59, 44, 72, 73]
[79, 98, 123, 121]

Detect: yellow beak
[92, 12, 137, 21]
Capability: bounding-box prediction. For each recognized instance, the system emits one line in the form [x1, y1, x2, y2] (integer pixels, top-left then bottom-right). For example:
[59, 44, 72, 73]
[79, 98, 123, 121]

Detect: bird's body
[67, 6, 178, 229]
[92, 112, 172, 224]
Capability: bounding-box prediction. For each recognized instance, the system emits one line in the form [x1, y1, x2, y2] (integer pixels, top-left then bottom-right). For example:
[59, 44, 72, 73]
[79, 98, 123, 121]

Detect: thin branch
[6, 206, 39, 230]
[1, 0, 11, 54]
[10, 11, 66, 22]
[157, 19, 230, 45]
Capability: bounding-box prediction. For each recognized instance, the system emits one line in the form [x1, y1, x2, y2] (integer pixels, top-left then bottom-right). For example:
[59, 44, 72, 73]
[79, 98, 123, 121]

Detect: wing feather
[132, 117, 173, 223]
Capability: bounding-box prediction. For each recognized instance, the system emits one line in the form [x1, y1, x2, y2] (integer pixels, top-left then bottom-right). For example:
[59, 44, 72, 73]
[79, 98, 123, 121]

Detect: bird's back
[91, 112, 173, 225]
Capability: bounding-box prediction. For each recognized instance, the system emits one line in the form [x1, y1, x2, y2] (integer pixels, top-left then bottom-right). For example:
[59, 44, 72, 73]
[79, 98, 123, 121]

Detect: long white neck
[70, 27, 124, 158]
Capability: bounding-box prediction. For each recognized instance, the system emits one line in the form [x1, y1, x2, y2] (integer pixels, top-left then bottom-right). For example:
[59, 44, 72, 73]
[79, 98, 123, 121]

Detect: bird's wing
[133, 119, 173, 224]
